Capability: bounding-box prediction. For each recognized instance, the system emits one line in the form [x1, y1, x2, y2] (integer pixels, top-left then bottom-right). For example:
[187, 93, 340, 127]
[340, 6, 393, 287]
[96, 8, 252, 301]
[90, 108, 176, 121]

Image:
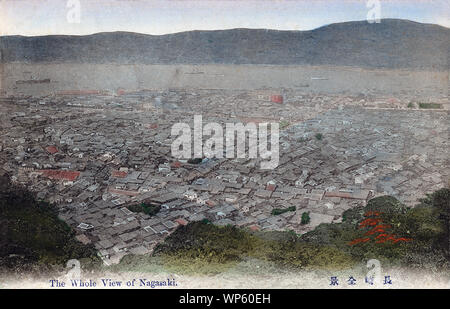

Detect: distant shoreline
[1, 63, 447, 98]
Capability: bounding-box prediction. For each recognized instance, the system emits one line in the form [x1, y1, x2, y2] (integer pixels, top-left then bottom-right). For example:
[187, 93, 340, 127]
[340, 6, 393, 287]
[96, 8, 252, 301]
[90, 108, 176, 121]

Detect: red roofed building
[57, 90, 102, 96]
[270, 95, 283, 104]
[206, 200, 216, 207]
[266, 184, 277, 192]
[266, 180, 277, 192]
[108, 188, 140, 197]
[171, 161, 182, 168]
[175, 218, 188, 226]
[40, 170, 80, 181]
[111, 170, 128, 178]
[249, 224, 260, 232]
[145, 123, 159, 129]
[324, 190, 370, 200]
[45, 146, 59, 154]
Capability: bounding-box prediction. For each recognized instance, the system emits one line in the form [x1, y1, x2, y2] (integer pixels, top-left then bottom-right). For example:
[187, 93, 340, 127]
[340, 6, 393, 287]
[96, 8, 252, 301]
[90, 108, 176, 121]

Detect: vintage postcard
[0, 0, 449, 297]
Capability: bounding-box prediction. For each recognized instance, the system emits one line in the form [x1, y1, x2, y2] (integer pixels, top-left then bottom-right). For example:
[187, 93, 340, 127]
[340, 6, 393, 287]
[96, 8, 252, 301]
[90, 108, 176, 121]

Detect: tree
[432, 189, 450, 257]
[301, 212, 311, 225]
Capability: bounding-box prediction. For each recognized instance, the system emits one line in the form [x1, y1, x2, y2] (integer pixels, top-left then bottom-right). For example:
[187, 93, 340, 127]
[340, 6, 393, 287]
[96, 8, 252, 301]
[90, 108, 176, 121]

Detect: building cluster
[0, 89, 448, 264]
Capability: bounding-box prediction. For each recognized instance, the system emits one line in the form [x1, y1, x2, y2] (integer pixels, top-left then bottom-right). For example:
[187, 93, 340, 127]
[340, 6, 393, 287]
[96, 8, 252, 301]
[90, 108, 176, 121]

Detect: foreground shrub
[0, 175, 101, 272]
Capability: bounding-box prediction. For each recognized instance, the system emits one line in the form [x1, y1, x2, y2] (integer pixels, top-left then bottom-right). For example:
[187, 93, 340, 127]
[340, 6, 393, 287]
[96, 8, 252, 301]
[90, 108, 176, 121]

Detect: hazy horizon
[1, 18, 449, 39]
[1, 0, 449, 36]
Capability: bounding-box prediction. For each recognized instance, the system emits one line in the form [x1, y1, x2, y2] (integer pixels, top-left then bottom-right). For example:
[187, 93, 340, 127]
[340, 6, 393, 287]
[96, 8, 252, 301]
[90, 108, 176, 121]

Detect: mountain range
[1, 19, 448, 70]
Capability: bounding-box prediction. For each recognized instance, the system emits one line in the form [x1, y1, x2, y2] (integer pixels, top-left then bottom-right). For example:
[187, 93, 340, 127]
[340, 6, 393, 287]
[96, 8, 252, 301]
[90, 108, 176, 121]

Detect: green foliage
[0, 176, 101, 272]
[342, 205, 365, 224]
[303, 189, 450, 269]
[407, 102, 415, 108]
[128, 202, 161, 216]
[152, 222, 258, 274]
[149, 221, 355, 274]
[418, 102, 442, 109]
[143, 188, 450, 274]
[301, 212, 311, 225]
[315, 133, 323, 140]
[271, 206, 296, 216]
[279, 120, 290, 129]
[111, 188, 450, 276]
[365, 195, 408, 214]
[250, 237, 355, 271]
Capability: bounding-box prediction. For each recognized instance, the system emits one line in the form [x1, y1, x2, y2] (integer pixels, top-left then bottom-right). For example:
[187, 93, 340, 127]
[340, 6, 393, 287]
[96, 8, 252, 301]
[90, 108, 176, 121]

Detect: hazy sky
[1, 0, 449, 36]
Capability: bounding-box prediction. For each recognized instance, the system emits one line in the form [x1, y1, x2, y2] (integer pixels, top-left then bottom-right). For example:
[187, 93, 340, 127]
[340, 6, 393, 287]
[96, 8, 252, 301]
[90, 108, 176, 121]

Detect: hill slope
[1, 19, 449, 70]
[0, 175, 100, 273]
